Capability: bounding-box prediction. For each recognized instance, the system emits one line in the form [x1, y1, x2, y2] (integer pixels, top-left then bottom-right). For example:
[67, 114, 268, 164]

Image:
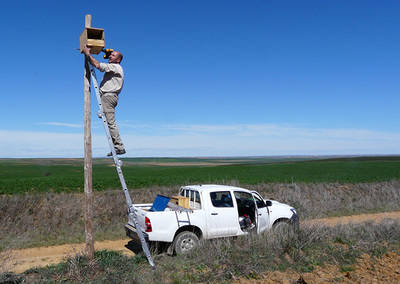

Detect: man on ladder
[82, 45, 126, 156]
[82, 45, 156, 268]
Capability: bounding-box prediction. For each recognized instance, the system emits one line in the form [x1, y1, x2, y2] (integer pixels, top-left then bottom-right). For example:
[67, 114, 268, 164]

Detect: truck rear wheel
[174, 231, 199, 255]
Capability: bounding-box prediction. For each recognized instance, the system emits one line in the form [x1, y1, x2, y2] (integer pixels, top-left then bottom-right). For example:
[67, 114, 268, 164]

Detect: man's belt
[100, 91, 119, 97]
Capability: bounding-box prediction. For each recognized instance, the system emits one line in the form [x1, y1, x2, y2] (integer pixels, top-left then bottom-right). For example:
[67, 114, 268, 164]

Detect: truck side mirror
[265, 200, 272, 207]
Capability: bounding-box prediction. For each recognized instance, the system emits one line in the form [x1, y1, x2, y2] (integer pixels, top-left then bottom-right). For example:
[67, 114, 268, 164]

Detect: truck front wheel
[273, 219, 297, 238]
[174, 231, 199, 255]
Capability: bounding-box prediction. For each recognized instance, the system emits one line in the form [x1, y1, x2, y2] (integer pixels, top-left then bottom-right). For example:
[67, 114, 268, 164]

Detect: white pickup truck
[125, 184, 298, 254]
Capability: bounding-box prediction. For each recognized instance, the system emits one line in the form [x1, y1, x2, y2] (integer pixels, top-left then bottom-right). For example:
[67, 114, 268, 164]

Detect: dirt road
[304, 210, 400, 226]
[3, 239, 134, 274]
[4, 211, 400, 274]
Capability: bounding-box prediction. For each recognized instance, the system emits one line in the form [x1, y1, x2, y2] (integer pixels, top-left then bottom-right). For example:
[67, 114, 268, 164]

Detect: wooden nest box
[80, 27, 105, 54]
[170, 195, 190, 209]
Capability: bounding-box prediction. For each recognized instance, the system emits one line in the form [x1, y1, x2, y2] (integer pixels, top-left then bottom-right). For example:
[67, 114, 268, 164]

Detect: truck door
[234, 191, 257, 232]
[206, 191, 240, 238]
[253, 193, 269, 233]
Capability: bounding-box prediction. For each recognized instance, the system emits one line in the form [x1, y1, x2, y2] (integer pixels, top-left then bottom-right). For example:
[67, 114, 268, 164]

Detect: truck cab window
[180, 189, 202, 209]
[210, 191, 233, 207]
[190, 190, 201, 209]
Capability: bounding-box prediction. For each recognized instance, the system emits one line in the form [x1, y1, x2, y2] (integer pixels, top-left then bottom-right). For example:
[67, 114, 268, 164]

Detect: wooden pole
[83, 14, 94, 260]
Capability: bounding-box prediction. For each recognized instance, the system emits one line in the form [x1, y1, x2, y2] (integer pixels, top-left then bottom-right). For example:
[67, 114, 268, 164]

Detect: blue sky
[1, 0, 399, 157]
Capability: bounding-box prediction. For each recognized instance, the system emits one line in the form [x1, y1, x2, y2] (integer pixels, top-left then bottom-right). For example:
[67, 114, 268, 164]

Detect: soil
[304, 211, 400, 227]
[3, 211, 400, 276]
[232, 252, 400, 283]
[4, 240, 134, 274]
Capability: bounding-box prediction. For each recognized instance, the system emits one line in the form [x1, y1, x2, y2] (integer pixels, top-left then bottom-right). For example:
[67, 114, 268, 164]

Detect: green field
[1, 156, 400, 194]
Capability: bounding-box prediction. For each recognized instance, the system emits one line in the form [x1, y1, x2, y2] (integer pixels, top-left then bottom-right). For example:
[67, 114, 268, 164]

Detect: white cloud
[0, 123, 399, 158]
[38, 122, 82, 128]
[164, 124, 243, 133]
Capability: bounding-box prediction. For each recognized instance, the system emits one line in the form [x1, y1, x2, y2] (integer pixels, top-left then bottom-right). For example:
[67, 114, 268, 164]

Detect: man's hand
[82, 45, 91, 56]
[82, 45, 101, 69]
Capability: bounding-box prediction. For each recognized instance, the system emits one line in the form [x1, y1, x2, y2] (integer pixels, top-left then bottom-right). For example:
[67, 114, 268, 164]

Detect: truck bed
[127, 203, 204, 243]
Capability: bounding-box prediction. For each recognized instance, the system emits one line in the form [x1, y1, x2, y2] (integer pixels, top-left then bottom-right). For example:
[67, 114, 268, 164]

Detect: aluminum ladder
[88, 62, 156, 269]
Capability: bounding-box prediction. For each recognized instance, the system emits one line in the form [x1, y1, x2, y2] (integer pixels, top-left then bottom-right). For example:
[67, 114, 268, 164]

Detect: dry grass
[12, 219, 399, 283]
[0, 186, 176, 251]
[1, 182, 399, 251]
[248, 180, 400, 219]
[136, 219, 400, 283]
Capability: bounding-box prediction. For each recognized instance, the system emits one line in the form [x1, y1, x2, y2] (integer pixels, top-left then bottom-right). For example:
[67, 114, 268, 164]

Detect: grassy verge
[1, 156, 400, 194]
[1, 181, 399, 251]
[3, 220, 399, 283]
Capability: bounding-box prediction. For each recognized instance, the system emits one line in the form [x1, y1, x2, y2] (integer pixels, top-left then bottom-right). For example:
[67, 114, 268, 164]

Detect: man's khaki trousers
[101, 93, 125, 151]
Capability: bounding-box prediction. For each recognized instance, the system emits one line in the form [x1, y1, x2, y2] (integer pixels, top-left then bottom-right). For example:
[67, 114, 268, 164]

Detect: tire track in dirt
[4, 211, 400, 274]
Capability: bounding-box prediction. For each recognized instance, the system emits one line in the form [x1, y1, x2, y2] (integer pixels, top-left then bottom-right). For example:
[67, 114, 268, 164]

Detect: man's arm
[82, 45, 101, 69]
